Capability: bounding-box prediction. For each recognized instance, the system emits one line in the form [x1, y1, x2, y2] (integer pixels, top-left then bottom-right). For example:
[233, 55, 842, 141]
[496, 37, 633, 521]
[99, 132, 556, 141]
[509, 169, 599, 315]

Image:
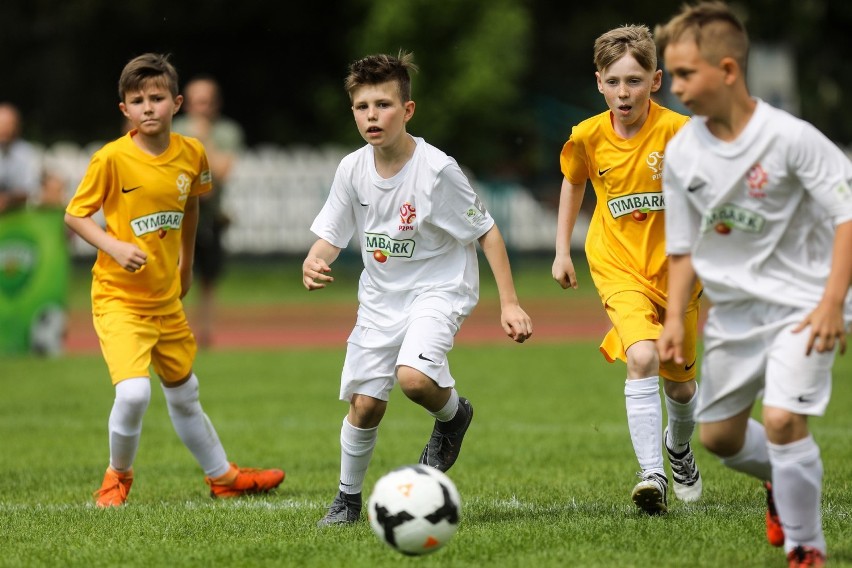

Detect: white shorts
[696, 300, 835, 423]
[339, 311, 458, 402]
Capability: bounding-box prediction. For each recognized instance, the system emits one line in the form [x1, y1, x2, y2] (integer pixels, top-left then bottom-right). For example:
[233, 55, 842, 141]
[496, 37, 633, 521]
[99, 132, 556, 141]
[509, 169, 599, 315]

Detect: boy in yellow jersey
[552, 25, 703, 515]
[65, 53, 284, 507]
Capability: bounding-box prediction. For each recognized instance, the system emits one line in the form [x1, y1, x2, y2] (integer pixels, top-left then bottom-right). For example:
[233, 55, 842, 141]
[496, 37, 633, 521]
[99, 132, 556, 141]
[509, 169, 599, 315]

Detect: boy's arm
[478, 225, 533, 343]
[552, 177, 586, 290]
[793, 219, 852, 355]
[302, 238, 342, 290]
[179, 195, 200, 298]
[657, 253, 698, 365]
[64, 212, 148, 272]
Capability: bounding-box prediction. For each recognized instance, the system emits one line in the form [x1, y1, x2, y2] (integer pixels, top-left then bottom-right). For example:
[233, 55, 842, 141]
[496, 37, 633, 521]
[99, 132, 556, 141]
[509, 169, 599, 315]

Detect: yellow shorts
[601, 290, 699, 382]
[93, 310, 197, 385]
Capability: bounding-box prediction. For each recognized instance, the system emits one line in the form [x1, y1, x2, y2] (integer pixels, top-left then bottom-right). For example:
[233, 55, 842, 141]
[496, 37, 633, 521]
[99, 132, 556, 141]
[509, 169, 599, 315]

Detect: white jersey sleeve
[429, 162, 494, 245]
[309, 156, 358, 249]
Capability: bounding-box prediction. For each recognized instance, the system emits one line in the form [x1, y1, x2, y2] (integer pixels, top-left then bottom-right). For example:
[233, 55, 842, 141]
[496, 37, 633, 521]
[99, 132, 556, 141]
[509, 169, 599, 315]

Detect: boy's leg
[109, 377, 151, 471]
[767, 434, 825, 556]
[395, 315, 472, 473]
[155, 312, 283, 497]
[95, 377, 150, 507]
[663, 379, 702, 502]
[91, 311, 159, 507]
[318, 399, 384, 527]
[761, 321, 833, 556]
[160, 373, 229, 477]
[319, 328, 396, 526]
[624, 374, 667, 515]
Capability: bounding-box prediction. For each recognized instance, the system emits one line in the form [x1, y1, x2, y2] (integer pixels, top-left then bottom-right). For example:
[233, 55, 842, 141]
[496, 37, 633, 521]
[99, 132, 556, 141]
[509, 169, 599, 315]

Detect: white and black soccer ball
[367, 464, 461, 556]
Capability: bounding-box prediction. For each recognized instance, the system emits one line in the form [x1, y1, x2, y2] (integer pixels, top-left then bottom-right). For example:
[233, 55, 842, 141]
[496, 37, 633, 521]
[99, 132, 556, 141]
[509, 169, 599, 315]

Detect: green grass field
[2, 256, 851, 567]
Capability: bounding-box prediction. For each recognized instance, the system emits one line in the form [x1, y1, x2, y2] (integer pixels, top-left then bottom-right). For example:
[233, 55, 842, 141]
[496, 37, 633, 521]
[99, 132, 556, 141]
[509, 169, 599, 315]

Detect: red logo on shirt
[399, 202, 416, 231]
[746, 163, 768, 198]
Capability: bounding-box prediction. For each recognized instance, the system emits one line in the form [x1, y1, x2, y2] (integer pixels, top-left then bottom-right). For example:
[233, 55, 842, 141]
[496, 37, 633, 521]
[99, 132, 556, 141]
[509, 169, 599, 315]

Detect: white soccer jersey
[664, 99, 852, 313]
[310, 136, 494, 330]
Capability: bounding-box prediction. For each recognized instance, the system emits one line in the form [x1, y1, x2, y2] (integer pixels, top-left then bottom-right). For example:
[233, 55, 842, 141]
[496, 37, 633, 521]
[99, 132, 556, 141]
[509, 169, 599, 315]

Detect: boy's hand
[303, 257, 334, 290]
[793, 301, 847, 355]
[108, 240, 148, 272]
[501, 304, 533, 343]
[552, 254, 578, 290]
[657, 318, 685, 364]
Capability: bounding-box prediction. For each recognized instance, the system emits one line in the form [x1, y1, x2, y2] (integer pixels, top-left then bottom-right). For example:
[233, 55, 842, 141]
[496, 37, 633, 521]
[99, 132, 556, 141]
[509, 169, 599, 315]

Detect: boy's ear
[595, 71, 604, 93]
[651, 69, 663, 93]
[720, 57, 741, 86]
[403, 100, 416, 122]
[173, 94, 184, 115]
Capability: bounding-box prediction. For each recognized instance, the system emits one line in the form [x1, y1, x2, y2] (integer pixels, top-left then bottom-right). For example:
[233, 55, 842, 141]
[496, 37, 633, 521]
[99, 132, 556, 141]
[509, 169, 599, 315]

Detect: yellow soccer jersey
[560, 101, 698, 307]
[67, 131, 212, 315]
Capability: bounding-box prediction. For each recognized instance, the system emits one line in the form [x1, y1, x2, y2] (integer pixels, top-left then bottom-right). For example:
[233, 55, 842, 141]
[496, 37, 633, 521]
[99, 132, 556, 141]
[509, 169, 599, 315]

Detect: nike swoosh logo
[797, 395, 811, 403]
[598, 168, 612, 176]
[685, 359, 697, 371]
[418, 353, 436, 363]
[687, 181, 706, 192]
[121, 186, 142, 193]
[359, 202, 369, 207]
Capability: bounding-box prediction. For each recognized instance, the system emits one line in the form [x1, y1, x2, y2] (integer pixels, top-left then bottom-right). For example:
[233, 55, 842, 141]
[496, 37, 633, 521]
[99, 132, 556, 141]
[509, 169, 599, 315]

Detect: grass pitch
[3, 257, 852, 567]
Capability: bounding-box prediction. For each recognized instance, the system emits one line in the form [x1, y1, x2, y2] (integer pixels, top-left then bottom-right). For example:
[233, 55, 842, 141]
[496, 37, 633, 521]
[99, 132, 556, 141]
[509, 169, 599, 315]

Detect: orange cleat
[787, 545, 826, 567]
[94, 467, 134, 508]
[205, 463, 285, 498]
[765, 482, 785, 547]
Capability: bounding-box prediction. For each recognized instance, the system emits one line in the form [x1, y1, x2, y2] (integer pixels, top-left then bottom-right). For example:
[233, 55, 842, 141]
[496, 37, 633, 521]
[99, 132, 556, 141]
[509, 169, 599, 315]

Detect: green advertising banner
[0, 208, 69, 355]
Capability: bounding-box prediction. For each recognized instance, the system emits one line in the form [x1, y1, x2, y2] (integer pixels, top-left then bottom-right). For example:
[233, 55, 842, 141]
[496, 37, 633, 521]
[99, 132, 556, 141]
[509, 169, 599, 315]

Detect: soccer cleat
[664, 427, 703, 502]
[94, 467, 134, 508]
[204, 463, 285, 498]
[631, 471, 668, 515]
[765, 481, 785, 547]
[419, 397, 474, 472]
[317, 491, 362, 527]
[787, 545, 826, 567]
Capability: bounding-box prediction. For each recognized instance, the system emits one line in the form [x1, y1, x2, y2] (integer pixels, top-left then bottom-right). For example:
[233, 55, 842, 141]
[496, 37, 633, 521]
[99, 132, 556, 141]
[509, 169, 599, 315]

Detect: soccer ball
[367, 464, 461, 556]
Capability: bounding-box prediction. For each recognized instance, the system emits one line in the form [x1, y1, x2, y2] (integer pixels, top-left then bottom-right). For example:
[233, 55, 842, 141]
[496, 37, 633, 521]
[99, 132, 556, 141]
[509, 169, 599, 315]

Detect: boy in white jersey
[65, 53, 284, 507]
[303, 51, 533, 526]
[656, 3, 852, 566]
[553, 25, 702, 515]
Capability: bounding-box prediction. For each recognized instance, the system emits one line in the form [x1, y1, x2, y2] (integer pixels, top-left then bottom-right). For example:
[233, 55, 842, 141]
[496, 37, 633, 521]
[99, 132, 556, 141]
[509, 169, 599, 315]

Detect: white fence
[40, 142, 581, 256]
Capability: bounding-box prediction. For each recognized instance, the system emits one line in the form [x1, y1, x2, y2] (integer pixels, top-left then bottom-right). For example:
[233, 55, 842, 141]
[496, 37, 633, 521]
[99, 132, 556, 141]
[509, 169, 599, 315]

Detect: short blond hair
[594, 25, 657, 73]
[655, 1, 749, 71]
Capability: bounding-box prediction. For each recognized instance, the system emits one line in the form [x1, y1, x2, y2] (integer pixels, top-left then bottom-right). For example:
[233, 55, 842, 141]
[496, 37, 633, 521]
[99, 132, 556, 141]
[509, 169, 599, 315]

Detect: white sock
[161, 374, 229, 478]
[720, 418, 772, 480]
[430, 388, 459, 422]
[625, 376, 664, 475]
[664, 384, 698, 453]
[339, 417, 378, 494]
[108, 378, 151, 471]
[768, 436, 825, 554]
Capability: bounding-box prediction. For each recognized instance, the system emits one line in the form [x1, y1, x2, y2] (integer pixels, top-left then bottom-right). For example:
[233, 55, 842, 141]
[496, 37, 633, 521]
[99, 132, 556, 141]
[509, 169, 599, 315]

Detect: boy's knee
[396, 365, 435, 402]
[626, 341, 659, 377]
[114, 378, 151, 416]
[762, 407, 807, 444]
[663, 378, 696, 403]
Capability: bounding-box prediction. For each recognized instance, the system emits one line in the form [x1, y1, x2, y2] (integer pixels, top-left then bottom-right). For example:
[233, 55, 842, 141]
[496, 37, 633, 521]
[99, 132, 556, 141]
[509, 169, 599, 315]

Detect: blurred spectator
[0, 102, 41, 213]
[173, 76, 245, 348]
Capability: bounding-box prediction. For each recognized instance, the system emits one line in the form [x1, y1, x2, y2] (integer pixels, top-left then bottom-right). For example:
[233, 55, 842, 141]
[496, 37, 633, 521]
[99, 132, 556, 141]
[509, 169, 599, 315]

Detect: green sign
[0, 208, 70, 355]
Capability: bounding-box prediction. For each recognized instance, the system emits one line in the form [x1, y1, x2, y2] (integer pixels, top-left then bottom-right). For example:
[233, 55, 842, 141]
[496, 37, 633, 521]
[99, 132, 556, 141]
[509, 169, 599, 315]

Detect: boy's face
[663, 39, 726, 117]
[596, 54, 661, 134]
[120, 78, 182, 138]
[351, 81, 415, 149]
